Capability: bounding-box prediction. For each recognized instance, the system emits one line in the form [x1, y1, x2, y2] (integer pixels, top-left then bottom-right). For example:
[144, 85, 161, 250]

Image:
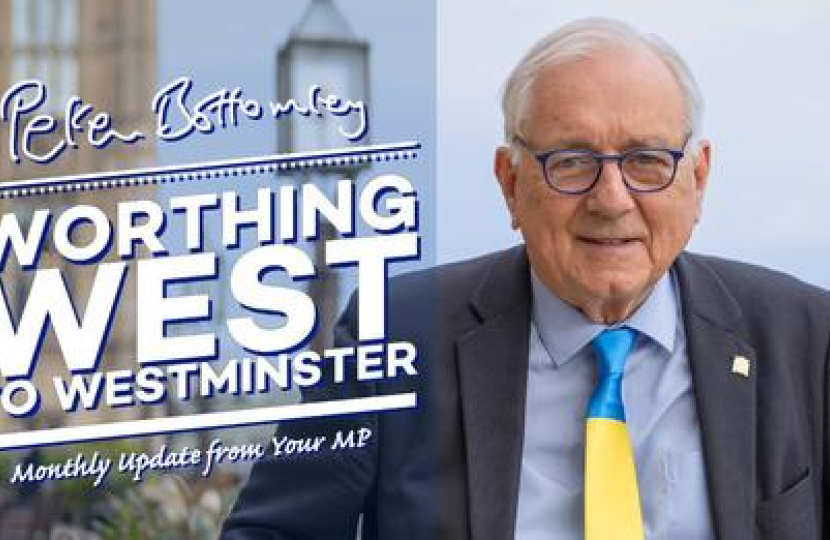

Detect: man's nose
[584, 159, 637, 216]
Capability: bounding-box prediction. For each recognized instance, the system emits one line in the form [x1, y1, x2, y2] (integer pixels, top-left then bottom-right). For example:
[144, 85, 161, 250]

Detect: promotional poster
[2, 1, 829, 539]
[0, 1, 433, 537]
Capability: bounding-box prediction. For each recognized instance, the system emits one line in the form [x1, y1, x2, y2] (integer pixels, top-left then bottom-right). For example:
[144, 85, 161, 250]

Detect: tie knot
[592, 328, 637, 376]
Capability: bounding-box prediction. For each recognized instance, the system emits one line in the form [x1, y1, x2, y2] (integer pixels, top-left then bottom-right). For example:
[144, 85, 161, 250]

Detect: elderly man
[222, 18, 829, 540]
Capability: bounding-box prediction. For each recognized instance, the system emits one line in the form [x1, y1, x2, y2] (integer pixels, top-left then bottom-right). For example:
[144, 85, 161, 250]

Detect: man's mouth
[579, 237, 638, 246]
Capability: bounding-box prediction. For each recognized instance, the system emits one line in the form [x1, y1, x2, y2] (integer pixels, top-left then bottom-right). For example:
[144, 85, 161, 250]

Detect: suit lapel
[675, 254, 757, 540]
[456, 247, 531, 540]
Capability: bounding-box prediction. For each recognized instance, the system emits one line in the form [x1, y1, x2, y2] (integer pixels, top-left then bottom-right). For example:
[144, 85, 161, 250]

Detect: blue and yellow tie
[585, 328, 644, 540]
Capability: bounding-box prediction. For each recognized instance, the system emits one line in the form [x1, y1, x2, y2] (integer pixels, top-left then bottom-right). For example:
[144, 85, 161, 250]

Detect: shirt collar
[530, 269, 679, 368]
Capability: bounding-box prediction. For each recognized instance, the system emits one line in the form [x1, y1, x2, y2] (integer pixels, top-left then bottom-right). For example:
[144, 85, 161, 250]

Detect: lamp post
[278, 0, 370, 351]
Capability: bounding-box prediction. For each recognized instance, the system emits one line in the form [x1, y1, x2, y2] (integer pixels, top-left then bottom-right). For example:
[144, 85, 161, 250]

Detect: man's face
[495, 45, 711, 323]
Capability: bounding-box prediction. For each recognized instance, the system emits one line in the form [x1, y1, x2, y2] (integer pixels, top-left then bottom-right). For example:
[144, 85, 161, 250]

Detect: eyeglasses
[514, 135, 691, 195]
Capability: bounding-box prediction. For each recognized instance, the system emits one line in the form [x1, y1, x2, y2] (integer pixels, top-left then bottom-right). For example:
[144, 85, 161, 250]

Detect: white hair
[502, 18, 704, 153]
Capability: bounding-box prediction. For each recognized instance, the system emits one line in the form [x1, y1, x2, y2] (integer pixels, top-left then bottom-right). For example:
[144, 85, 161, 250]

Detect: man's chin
[574, 274, 653, 320]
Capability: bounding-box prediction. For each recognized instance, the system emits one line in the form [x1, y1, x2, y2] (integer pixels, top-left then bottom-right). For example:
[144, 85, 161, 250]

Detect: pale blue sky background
[438, 1, 830, 289]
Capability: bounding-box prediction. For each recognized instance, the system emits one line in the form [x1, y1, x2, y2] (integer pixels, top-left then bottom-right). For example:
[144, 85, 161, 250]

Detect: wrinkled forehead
[519, 45, 688, 146]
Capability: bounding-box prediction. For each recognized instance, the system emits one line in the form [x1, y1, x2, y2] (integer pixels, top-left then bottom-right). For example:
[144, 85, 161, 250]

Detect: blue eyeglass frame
[514, 134, 692, 195]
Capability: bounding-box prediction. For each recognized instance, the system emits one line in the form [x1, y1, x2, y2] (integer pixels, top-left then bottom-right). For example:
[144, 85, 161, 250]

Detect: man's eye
[628, 152, 669, 166]
[552, 155, 593, 170]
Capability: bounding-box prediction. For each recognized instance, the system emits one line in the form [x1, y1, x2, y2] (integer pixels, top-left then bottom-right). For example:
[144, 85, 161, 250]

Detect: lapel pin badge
[731, 355, 750, 377]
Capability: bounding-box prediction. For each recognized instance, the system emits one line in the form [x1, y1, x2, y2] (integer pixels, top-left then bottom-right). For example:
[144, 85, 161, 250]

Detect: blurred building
[278, 0, 370, 353]
[0, 0, 157, 429]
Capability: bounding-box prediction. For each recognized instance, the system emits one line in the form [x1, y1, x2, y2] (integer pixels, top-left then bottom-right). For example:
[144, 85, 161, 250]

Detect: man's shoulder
[381, 246, 530, 334]
[679, 251, 830, 314]
[390, 245, 526, 299]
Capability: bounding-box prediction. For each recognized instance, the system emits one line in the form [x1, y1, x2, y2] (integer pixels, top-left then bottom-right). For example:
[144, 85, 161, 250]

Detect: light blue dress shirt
[515, 270, 715, 540]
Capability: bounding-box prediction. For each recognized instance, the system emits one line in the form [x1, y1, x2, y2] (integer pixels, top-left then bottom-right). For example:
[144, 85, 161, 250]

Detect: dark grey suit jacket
[222, 246, 830, 539]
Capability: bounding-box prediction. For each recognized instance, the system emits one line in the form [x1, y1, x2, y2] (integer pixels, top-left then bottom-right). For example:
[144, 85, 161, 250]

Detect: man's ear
[494, 146, 520, 230]
[692, 139, 711, 222]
